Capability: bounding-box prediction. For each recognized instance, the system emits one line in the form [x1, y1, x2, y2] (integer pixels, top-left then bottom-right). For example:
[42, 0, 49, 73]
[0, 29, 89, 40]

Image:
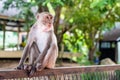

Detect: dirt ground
[0, 59, 80, 70]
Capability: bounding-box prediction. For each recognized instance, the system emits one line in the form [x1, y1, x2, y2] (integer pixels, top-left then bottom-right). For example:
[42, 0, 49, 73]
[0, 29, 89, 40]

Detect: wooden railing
[1, 65, 120, 80]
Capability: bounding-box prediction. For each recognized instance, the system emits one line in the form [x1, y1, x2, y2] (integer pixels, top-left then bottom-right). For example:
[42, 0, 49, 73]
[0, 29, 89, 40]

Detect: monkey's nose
[48, 23, 51, 27]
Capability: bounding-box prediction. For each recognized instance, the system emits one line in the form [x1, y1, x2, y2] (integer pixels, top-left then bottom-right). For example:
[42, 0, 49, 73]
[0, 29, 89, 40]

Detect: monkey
[16, 12, 58, 75]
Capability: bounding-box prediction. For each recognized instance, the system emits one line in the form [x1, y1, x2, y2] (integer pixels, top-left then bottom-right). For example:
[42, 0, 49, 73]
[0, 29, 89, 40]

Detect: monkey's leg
[45, 49, 58, 69]
[17, 44, 30, 70]
[28, 49, 48, 75]
[26, 42, 41, 67]
[24, 47, 34, 70]
[29, 42, 41, 65]
[41, 44, 58, 69]
[33, 44, 57, 72]
[26, 42, 41, 75]
[29, 36, 52, 75]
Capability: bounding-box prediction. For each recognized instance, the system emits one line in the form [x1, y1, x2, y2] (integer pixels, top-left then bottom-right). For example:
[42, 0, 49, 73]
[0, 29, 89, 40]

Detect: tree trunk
[54, 6, 61, 35]
[88, 42, 98, 61]
[88, 48, 95, 61]
[53, 6, 62, 51]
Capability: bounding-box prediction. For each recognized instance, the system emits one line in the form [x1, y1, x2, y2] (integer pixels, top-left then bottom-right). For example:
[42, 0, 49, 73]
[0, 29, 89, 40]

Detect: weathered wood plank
[0, 65, 120, 79]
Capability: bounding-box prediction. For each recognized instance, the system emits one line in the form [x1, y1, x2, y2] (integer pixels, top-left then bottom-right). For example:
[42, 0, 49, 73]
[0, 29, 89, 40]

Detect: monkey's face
[42, 13, 53, 28]
[37, 12, 53, 28]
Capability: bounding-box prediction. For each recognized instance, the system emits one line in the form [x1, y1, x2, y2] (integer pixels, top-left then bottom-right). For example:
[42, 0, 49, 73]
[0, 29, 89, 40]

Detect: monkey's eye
[46, 16, 49, 19]
[50, 16, 52, 19]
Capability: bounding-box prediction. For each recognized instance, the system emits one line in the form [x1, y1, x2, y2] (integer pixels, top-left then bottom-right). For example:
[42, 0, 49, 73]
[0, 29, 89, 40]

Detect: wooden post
[2, 25, 6, 50]
[17, 24, 21, 50]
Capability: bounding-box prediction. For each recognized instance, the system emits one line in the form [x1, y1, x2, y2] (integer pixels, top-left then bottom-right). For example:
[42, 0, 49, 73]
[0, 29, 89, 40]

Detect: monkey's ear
[36, 13, 39, 19]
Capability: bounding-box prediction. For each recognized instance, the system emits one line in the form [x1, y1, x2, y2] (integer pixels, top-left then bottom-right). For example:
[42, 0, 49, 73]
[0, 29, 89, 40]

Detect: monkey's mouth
[44, 21, 52, 27]
[48, 23, 52, 27]
[42, 21, 51, 26]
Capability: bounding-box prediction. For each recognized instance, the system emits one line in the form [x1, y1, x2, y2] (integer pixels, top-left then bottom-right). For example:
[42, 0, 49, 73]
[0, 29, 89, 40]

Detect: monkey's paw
[29, 65, 37, 76]
[28, 64, 42, 76]
[23, 65, 32, 71]
[36, 63, 42, 71]
[16, 65, 24, 70]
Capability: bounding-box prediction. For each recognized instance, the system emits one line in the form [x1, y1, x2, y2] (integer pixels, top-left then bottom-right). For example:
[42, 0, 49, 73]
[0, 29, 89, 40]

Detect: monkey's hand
[29, 64, 37, 76]
[29, 63, 42, 76]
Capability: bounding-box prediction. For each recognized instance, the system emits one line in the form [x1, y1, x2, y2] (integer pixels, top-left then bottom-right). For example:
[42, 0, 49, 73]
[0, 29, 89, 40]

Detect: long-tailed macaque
[17, 12, 58, 75]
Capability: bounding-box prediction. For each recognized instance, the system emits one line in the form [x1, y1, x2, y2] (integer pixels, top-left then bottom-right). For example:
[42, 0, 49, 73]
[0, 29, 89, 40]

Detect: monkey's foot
[16, 65, 24, 70]
[36, 63, 42, 71]
[24, 64, 32, 71]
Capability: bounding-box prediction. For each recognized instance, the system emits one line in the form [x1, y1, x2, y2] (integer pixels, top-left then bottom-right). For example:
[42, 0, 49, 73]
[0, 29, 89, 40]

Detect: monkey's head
[36, 12, 54, 30]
